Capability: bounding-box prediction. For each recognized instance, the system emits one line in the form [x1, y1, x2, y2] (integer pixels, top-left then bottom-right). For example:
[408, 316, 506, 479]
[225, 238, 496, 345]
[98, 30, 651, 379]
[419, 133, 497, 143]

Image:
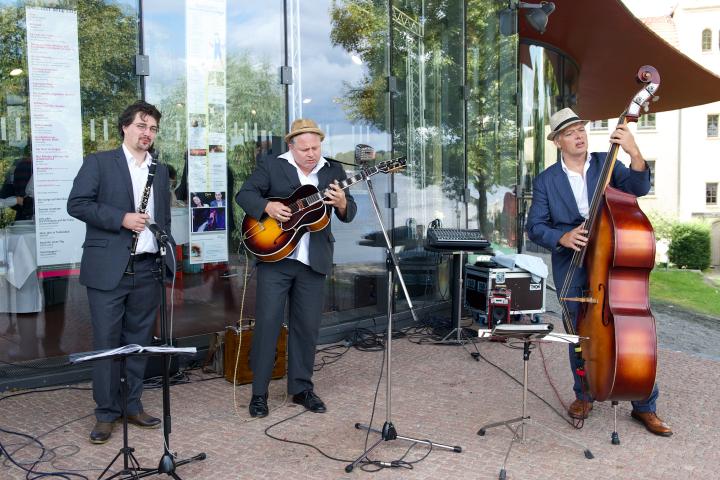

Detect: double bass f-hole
[598, 284, 609, 327]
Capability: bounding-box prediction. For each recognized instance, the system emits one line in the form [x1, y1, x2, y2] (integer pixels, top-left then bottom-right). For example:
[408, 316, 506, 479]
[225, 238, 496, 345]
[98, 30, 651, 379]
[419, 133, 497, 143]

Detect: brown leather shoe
[126, 412, 161, 429]
[90, 421, 114, 444]
[631, 411, 673, 437]
[567, 399, 593, 419]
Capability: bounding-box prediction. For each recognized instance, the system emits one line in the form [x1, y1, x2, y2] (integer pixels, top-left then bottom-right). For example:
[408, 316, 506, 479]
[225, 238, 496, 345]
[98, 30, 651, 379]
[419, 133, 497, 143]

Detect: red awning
[519, 0, 720, 119]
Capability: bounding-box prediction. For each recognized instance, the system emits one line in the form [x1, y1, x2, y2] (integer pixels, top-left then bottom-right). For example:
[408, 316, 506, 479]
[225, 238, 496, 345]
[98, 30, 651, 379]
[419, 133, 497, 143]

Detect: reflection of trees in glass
[466, 0, 517, 244]
[153, 52, 284, 248]
[0, 0, 138, 199]
[77, 0, 138, 153]
[330, 0, 388, 130]
[331, 0, 467, 214]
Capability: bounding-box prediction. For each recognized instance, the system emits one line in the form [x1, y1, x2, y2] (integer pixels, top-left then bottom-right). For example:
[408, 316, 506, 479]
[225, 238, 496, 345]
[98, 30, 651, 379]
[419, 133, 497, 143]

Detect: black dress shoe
[249, 394, 269, 418]
[90, 421, 114, 444]
[126, 412, 161, 429]
[292, 390, 326, 413]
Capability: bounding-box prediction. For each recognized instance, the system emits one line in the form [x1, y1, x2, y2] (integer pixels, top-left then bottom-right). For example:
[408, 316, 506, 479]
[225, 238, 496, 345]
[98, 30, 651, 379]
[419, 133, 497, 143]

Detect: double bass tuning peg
[642, 96, 661, 112]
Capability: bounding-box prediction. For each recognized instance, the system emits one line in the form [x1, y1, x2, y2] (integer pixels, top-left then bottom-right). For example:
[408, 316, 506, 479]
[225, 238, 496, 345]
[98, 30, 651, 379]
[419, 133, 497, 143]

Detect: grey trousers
[87, 256, 160, 422]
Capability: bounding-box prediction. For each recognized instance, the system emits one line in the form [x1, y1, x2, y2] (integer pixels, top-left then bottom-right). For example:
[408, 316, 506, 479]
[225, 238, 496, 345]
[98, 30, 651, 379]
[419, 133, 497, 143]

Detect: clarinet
[125, 152, 159, 275]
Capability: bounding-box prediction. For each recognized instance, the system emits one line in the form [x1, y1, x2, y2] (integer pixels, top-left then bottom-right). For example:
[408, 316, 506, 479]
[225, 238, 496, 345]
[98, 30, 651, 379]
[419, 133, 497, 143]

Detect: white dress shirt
[279, 150, 328, 267]
[122, 144, 157, 254]
[560, 153, 591, 219]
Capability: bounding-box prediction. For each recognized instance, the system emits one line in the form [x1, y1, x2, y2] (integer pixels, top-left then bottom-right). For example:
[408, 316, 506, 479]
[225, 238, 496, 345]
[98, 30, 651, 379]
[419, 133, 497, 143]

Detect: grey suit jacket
[235, 154, 357, 275]
[67, 147, 174, 291]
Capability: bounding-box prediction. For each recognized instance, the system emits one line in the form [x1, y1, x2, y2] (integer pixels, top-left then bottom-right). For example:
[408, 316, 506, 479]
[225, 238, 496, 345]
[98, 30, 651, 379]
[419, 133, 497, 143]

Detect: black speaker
[488, 288, 511, 328]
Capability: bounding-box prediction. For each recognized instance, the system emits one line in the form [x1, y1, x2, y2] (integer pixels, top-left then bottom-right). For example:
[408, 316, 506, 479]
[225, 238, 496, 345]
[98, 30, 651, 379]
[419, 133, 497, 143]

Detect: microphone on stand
[354, 144, 376, 165]
[147, 220, 169, 243]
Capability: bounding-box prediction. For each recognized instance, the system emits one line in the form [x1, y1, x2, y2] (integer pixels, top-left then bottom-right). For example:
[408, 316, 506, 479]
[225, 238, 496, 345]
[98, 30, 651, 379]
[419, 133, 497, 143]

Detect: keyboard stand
[434, 252, 479, 358]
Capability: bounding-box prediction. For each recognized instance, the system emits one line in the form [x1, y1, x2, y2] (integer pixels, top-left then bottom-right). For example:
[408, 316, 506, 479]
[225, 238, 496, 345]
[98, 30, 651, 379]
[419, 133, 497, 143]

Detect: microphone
[354, 144, 376, 165]
[147, 220, 169, 243]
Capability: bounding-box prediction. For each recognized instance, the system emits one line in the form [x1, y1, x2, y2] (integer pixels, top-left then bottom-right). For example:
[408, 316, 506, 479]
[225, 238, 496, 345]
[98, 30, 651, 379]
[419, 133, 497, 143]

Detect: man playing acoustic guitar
[236, 118, 357, 417]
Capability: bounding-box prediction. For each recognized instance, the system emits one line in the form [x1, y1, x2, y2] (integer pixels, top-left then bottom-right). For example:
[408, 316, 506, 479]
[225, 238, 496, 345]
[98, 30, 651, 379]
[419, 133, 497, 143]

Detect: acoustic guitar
[241, 158, 406, 262]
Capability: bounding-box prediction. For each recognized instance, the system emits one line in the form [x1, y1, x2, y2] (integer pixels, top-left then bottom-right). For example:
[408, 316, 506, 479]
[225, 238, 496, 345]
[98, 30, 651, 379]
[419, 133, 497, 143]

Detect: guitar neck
[304, 165, 382, 207]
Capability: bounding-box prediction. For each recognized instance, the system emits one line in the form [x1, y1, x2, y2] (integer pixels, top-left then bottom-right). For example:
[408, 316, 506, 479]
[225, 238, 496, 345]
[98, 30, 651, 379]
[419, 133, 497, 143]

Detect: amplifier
[464, 265, 545, 315]
[223, 325, 287, 385]
[488, 287, 512, 328]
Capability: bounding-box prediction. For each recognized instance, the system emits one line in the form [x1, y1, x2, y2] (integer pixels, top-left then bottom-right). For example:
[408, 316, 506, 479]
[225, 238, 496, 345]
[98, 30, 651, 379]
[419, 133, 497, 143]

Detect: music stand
[476, 324, 593, 480]
[345, 171, 462, 473]
[71, 239, 206, 479]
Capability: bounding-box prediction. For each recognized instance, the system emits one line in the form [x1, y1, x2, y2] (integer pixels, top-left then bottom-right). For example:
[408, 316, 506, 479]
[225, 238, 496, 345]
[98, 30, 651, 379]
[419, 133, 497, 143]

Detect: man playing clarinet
[68, 101, 173, 444]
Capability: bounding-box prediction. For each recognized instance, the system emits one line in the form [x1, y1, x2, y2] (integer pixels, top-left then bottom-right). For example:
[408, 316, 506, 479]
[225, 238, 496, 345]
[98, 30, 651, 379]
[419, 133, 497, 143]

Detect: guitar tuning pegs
[652, 95, 660, 102]
[642, 102, 650, 112]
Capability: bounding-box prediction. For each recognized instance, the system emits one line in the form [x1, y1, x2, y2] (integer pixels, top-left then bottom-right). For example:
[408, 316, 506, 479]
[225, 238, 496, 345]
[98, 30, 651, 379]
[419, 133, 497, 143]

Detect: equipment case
[464, 264, 546, 315]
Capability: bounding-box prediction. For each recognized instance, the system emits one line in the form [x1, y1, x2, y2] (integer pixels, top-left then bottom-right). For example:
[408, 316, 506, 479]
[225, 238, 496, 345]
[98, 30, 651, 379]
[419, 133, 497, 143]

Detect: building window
[703, 29, 712, 51]
[646, 160, 656, 195]
[708, 115, 719, 137]
[708, 183, 718, 204]
[589, 120, 608, 130]
[638, 113, 656, 130]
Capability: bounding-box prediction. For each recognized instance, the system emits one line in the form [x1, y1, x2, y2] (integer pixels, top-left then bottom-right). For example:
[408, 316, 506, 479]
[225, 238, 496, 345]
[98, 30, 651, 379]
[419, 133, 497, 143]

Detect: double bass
[559, 65, 660, 403]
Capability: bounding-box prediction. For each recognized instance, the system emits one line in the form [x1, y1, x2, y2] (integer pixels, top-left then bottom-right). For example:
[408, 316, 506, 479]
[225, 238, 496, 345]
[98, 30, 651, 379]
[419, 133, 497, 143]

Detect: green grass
[650, 269, 720, 318]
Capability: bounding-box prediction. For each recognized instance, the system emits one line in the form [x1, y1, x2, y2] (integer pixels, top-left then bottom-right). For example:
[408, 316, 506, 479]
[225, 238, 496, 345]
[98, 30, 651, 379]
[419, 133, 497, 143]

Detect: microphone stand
[345, 173, 462, 473]
[145, 235, 206, 479]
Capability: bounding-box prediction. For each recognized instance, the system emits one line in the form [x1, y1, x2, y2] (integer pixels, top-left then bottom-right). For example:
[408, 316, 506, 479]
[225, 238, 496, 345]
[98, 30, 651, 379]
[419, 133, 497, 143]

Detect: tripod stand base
[479, 415, 593, 479]
[345, 421, 461, 472]
[109, 452, 206, 480]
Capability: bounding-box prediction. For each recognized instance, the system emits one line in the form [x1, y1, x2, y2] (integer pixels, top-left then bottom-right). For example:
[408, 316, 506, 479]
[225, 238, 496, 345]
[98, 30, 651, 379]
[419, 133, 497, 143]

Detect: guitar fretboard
[286, 164, 386, 214]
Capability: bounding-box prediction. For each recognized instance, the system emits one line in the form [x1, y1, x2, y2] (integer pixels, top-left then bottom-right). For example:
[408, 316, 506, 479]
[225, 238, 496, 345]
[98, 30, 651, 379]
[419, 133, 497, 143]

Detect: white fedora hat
[546, 108, 588, 140]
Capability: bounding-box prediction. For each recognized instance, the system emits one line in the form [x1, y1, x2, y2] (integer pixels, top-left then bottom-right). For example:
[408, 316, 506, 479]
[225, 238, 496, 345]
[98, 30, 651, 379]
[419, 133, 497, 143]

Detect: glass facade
[0, 0, 541, 375]
[517, 41, 578, 253]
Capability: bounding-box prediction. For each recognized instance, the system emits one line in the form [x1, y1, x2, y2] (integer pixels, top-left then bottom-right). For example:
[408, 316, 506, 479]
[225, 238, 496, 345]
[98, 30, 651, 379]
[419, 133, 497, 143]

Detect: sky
[621, 0, 679, 17]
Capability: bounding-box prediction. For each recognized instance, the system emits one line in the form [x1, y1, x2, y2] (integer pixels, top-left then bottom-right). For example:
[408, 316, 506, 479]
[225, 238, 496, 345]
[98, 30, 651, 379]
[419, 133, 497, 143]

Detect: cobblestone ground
[2, 295, 719, 480]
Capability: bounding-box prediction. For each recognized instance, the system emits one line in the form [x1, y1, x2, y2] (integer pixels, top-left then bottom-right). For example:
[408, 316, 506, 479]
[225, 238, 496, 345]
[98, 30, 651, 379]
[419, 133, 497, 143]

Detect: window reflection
[467, 0, 518, 249]
[0, 0, 139, 364]
[518, 42, 579, 254]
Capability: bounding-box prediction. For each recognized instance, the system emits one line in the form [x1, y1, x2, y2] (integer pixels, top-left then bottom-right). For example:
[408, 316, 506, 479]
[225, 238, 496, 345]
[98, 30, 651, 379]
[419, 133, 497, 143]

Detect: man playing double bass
[526, 108, 672, 437]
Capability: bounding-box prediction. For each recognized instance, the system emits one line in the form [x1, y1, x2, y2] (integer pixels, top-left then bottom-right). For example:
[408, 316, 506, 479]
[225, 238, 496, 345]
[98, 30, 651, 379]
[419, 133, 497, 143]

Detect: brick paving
[2, 307, 719, 480]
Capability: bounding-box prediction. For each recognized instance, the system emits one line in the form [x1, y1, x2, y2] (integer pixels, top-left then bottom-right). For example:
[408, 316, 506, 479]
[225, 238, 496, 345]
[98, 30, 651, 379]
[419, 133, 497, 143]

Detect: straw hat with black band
[285, 118, 325, 143]
[546, 108, 589, 141]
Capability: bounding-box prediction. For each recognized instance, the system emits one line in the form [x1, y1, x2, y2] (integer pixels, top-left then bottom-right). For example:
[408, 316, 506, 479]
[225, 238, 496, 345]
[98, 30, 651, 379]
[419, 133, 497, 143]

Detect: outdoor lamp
[522, 1, 555, 34]
[499, 1, 556, 36]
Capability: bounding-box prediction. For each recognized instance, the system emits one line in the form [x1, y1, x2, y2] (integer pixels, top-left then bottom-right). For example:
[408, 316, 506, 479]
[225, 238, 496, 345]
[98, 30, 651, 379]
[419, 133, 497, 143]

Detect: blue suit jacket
[526, 152, 651, 293]
[67, 147, 174, 291]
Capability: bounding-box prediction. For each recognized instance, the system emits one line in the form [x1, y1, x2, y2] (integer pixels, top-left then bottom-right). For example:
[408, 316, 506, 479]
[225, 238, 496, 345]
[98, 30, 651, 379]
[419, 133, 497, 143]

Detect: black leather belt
[133, 252, 157, 262]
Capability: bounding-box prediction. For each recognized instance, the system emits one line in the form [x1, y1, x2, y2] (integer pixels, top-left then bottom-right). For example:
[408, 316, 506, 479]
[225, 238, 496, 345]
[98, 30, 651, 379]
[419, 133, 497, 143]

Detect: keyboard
[425, 228, 491, 252]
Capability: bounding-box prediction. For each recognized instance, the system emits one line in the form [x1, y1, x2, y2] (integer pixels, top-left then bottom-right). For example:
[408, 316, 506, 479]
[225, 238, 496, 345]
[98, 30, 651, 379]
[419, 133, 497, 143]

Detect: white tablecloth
[0, 225, 42, 313]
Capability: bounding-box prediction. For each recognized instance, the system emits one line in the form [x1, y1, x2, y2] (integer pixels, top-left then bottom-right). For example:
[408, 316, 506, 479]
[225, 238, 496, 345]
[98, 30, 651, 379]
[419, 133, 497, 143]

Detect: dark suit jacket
[67, 147, 174, 291]
[235, 154, 357, 275]
[526, 152, 651, 291]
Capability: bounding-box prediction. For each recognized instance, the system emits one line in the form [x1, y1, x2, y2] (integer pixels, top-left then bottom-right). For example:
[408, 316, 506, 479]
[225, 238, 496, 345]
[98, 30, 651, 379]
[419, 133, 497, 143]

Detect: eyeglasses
[133, 123, 159, 134]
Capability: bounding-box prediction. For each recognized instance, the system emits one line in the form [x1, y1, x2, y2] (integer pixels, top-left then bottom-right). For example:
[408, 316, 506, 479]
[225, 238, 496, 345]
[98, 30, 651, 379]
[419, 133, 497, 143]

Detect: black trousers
[252, 258, 325, 396]
[86, 256, 160, 422]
